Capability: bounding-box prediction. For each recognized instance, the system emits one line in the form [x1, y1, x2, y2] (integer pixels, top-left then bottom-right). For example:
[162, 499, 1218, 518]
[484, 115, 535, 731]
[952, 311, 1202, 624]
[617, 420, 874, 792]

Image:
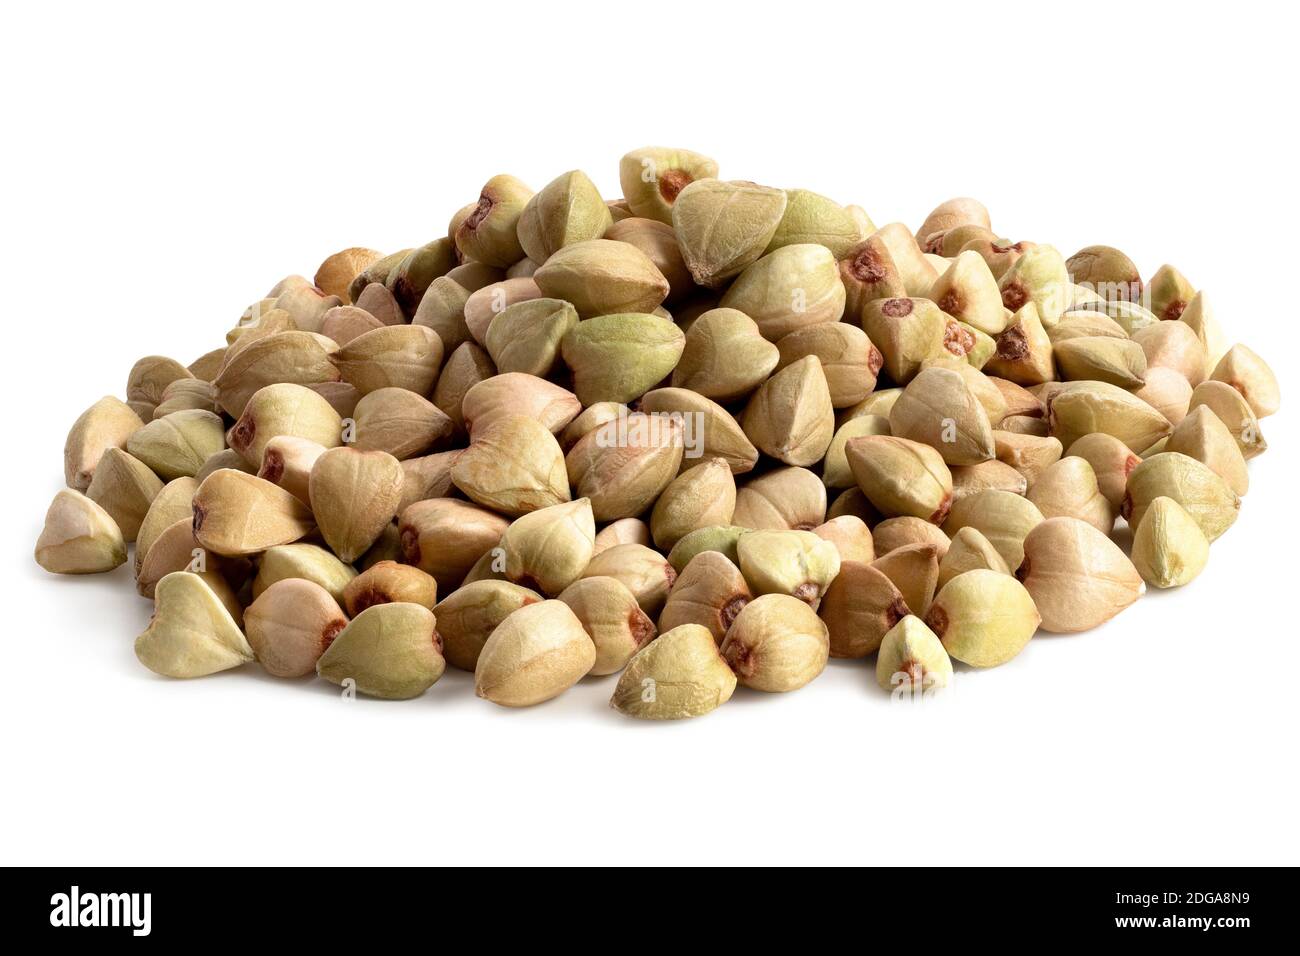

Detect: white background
[3, 0, 1297, 866]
